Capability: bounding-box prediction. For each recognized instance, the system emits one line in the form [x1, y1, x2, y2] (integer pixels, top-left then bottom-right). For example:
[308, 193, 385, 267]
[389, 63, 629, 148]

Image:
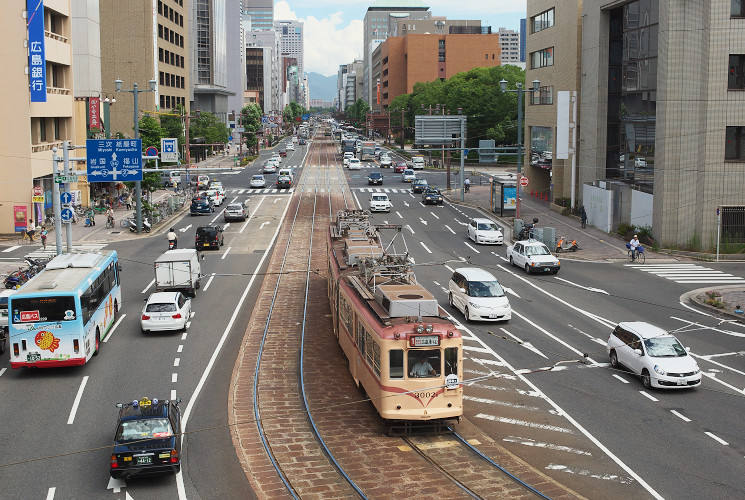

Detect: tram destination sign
[409, 335, 440, 347]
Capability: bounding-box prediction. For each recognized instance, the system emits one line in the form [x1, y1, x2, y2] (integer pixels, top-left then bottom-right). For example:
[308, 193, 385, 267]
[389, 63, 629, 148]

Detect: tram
[327, 210, 463, 428]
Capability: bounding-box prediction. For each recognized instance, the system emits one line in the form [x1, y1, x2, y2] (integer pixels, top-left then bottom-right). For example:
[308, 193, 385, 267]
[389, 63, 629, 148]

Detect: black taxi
[110, 397, 182, 479]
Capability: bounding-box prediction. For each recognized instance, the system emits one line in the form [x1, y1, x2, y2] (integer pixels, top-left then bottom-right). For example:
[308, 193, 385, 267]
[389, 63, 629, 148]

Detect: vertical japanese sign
[14, 206, 28, 233]
[27, 0, 47, 103]
[89, 97, 101, 130]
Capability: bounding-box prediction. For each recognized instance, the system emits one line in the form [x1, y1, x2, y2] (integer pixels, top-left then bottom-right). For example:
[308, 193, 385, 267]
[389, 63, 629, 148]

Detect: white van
[448, 267, 511, 322]
[369, 193, 392, 212]
[411, 156, 425, 170]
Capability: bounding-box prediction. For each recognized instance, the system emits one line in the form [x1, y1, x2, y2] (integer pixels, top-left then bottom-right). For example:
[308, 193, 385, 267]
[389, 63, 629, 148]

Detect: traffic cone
[531, 190, 534, 196]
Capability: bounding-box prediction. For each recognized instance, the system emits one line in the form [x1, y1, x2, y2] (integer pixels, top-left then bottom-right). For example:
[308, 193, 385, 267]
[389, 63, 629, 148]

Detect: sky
[272, 0, 527, 77]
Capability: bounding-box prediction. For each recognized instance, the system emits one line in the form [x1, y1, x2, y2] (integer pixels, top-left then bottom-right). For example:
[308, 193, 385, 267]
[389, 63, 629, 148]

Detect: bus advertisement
[9, 251, 121, 368]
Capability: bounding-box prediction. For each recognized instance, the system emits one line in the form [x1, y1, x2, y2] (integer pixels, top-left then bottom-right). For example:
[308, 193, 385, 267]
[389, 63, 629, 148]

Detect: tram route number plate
[409, 335, 439, 347]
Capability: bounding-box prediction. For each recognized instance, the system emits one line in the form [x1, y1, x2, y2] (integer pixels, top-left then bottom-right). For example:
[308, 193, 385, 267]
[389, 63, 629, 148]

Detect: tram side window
[339, 296, 353, 334]
[365, 331, 374, 366]
[444, 347, 458, 377]
[357, 319, 366, 353]
[373, 342, 381, 377]
[408, 350, 441, 378]
[390, 349, 404, 379]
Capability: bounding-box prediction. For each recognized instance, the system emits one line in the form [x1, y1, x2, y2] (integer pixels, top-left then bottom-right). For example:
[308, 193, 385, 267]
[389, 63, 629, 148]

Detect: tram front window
[408, 350, 440, 378]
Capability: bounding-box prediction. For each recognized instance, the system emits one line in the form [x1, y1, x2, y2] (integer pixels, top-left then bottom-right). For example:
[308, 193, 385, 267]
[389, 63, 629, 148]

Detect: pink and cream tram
[327, 210, 463, 427]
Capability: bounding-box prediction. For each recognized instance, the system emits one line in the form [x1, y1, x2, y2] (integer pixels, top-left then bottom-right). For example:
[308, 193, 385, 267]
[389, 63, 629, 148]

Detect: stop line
[626, 263, 745, 284]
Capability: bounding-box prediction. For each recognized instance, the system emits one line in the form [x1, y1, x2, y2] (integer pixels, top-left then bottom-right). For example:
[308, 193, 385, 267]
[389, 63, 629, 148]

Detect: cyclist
[464, 178, 471, 193]
[628, 234, 641, 261]
[167, 227, 178, 249]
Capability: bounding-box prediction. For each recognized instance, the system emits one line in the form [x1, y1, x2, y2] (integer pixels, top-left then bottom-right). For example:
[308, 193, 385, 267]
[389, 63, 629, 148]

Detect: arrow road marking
[554, 277, 609, 294]
[178, 224, 192, 233]
[260, 221, 270, 229]
[403, 201, 409, 207]
[405, 224, 415, 235]
[107, 477, 126, 493]
[499, 328, 548, 358]
[419, 217, 428, 226]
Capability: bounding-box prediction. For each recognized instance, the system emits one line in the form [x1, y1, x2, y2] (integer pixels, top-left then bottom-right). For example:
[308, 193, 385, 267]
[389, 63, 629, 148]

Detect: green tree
[282, 101, 306, 129]
[345, 99, 370, 126]
[138, 115, 164, 150]
[189, 111, 230, 146]
[160, 105, 186, 152]
[238, 103, 262, 152]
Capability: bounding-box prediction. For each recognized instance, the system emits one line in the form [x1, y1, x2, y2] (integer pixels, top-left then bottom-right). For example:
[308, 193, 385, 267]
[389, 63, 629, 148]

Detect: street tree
[239, 103, 262, 153]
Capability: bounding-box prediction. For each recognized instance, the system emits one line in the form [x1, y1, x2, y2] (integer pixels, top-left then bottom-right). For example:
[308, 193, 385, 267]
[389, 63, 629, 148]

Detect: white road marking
[67, 376, 89, 425]
[444, 225, 456, 234]
[545, 464, 635, 484]
[639, 391, 659, 402]
[45, 488, 55, 500]
[444, 264, 454, 273]
[420, 242, 432, 254]
[475, 414, 575, 433]
[612, 374, 630, 384]
[670, 410, 691, 422]
[223, 223, 231, 230]
[502, 436, 592, 456]
[554, 277, 609, 295]
[3, 246, 20, 252]
[179, 224, 192, 233]
[0, 368, 5, 377]
[107, 477, 125, 493]
[174, 358, 180, 367]
[492, 251, 509, 262]
[433, 280, 441, 286]
[405, 224, 415, 235]
[203, 273, 216, 291]
[705, 432, 729, 445]
[103, 314, 127, 343]
[176, 192, 293, 500]
[172, 373, 178, 383]
[500, 328, 548, 358]
[463, 242, 480, 254]
[419, 217, 428, 225]
[221, 247, 232, 259]
[141, 279, 155, 294]
[177, 344, 183, 353]
[431, 212, 440, 219]
[241, 196, 265, 233]
[171, 389, 177, 400]
[181, 332, 188, 340]
[396, 211, 403, 219]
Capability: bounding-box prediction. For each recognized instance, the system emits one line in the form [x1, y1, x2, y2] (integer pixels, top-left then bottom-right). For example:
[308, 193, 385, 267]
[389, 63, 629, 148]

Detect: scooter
[517, 218, 540, 240]
[128, 217, 151, 233]
[168, 238, 178, 250]
[555, 235, 579, 252]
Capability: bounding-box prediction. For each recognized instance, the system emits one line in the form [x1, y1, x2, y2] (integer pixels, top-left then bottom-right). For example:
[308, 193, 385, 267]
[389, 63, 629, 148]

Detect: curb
[682, 285, 745, 323]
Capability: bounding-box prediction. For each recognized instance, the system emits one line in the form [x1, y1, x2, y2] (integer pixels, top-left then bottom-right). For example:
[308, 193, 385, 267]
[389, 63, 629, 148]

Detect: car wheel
[641, 370, 652, 388]
[609, 350, 619, 368]
[93, 327, 101, 355]
[525, 264, 531, 275]
[509, 256, 514, 267]
[464, 306, 472, 323]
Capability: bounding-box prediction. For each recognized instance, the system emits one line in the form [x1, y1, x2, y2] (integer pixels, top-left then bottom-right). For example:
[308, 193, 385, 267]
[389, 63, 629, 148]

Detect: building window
[531, 8, 555, 33]
[733, 0, 745, 17]
[729, 55, 745, 89]
[726, 126, 745, 160]
[531, 85, 554, 105]
[39, 117, 47, 142]
[530, 47, 554, 68]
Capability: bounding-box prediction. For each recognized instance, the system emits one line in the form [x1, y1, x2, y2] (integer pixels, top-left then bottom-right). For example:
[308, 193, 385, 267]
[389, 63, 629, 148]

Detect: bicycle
[18, 230, 34, 245]
[627, 245, 645, 264]
[120, 219, 132, 228]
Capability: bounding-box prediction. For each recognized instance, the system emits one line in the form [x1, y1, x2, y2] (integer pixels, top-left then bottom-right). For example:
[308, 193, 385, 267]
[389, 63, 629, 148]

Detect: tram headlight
[416, 324, 424, 334]
[425, 324, 434, 334]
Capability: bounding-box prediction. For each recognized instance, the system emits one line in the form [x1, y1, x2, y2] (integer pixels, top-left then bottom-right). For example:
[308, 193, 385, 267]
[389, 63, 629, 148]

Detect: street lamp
[499, 78, 540, 219]
[115, 78, 156, 234]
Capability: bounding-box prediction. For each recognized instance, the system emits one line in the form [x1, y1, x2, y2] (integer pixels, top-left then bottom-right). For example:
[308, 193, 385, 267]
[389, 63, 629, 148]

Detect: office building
[519, 18, 526, 62]
[242, 0, 273, 31]
[497, 28, 521, 64]
[275, 20, 304, 82]
[244, 28, 282, 114]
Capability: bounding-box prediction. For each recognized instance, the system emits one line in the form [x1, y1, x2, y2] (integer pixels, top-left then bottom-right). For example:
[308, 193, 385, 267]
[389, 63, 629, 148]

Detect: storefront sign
[89, 97, 101, 130]
[14, 205, 27, 233]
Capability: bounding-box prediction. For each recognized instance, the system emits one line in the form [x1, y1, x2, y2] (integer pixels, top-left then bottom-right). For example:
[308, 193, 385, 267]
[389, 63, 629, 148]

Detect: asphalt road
[3, 139, 745, 499]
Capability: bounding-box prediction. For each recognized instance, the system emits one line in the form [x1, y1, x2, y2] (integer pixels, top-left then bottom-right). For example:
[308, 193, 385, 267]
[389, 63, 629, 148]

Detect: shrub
[704, 298, 725, 308]
[617, 222, 635, 237]
[554, 197, 571, 208]
[561, 207, 571, 216]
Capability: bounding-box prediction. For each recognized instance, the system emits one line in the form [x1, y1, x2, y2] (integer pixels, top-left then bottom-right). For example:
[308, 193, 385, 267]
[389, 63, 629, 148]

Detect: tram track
[230, 130, 575, 499]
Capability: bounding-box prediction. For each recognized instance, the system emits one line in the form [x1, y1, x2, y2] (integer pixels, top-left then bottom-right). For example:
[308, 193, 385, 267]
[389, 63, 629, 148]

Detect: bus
[9, 251, 121, 368]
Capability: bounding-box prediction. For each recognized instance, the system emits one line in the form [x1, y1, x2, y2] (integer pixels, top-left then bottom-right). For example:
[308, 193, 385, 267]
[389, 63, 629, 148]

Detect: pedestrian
[40, 226, 48, 249]
[173, 179, 179, 193]
[580, 206, 588, 228]
[126, 193, 132, 211]
[26, 221, 36, 242]
[88, 208, 96, 226]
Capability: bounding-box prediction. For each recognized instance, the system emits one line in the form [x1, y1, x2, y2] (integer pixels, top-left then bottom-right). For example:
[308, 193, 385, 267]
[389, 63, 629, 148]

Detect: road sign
[32, 186, 43, 196]
[60, 192, 73, 205]
[464, 149, 469, 156]
[86, 139, 143, 182]
[54, 175, 79, 183]
[60, 207, 74, 223]
[519, 176, 530, 187]
[145, 146, 158, 157]
[161, 138, 178, 162]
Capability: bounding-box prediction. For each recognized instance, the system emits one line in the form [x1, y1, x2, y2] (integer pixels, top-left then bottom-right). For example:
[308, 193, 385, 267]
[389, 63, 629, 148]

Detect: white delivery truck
[154, 249, 202, 297]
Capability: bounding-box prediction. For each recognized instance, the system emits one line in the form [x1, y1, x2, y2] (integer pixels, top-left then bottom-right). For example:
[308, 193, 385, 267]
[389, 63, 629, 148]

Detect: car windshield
[252, 175, 263, 180]
[372, 195, 388, 201]
[644, 337, 687, 357]
[426, 190, 441, 196]
[116, 418, 173, 441]
[525, 245, 551, 256]
[468, 280, 505, 298]
[227, 204, 242, 210]
[197, 227, 218, 237]
[370, 173, 381, 178]
[477, 222, 499, 231]
[404, 170, 413, 175]
[146, 302, 177, 312]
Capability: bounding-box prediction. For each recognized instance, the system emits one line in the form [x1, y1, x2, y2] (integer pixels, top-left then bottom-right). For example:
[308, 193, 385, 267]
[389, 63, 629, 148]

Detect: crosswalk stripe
[627, 263, 744, 283]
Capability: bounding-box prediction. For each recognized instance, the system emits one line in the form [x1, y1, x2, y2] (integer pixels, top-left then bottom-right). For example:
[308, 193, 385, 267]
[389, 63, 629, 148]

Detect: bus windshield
[12, 296, 77, 323]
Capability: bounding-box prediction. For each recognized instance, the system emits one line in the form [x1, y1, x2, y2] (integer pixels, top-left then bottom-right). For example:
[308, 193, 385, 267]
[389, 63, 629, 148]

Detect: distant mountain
[306, 72, 337, 103]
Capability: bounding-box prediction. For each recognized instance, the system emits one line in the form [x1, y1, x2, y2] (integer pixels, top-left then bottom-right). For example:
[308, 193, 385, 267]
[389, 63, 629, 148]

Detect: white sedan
[467, 218, 504, 245]
[506, 240, 560, 274]
[250, 174, 267, 188]
[140, 292, 191, 333]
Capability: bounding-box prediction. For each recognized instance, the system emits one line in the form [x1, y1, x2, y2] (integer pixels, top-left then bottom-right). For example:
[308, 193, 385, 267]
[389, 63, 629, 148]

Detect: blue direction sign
[60, 192, 73, 205]
[86, 139, 143, 182]
[60, 208, 74, 223]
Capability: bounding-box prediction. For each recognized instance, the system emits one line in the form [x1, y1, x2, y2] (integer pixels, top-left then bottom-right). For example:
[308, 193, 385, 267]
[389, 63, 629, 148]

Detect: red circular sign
[32, 186, 44, 196]
[519, 176, 529, 187]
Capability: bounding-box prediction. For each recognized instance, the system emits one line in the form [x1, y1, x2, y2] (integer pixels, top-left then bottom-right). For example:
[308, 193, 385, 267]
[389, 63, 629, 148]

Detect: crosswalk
[226, 187, 415, 195]
[626, 263, 745, 284]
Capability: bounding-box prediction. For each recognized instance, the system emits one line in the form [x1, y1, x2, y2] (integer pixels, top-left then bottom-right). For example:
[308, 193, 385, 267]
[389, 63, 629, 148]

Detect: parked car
[369, 193, 392, 212]
[467, 218, 503, 245]
[411, 179, 429, 193]
[195, 224, 224, 249]
[607, 322, 701, 389]
[394, 162, 408, 173]
[448, 268, 511, 322]
[250, 174, 267, 188]
[277, 175, 292, 189]
[140, 291, 191, 333]
[110, 397, 182, 479]
[348, 158, 362, 170]
[421, 188, 443, 205]
[224, 202, 248, 222]
[506, 240, 560, 274]
[368, 172, 383, 185]
[402, 169, 416, 182]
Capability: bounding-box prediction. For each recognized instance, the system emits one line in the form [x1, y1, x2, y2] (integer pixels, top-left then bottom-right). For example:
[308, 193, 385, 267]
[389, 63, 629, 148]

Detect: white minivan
[448, 267, 511, 322]
[369, 193, 392, 212]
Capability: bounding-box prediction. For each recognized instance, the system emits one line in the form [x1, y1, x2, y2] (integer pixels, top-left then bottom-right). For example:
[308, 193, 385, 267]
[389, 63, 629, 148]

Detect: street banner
[89, 97, 101, 130]
[26, 0, 47, 102]
[14, 206, 27, 233]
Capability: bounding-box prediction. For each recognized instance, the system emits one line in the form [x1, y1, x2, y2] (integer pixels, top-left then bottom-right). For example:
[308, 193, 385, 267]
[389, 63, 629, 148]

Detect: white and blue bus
[9, 251, 121, 368]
